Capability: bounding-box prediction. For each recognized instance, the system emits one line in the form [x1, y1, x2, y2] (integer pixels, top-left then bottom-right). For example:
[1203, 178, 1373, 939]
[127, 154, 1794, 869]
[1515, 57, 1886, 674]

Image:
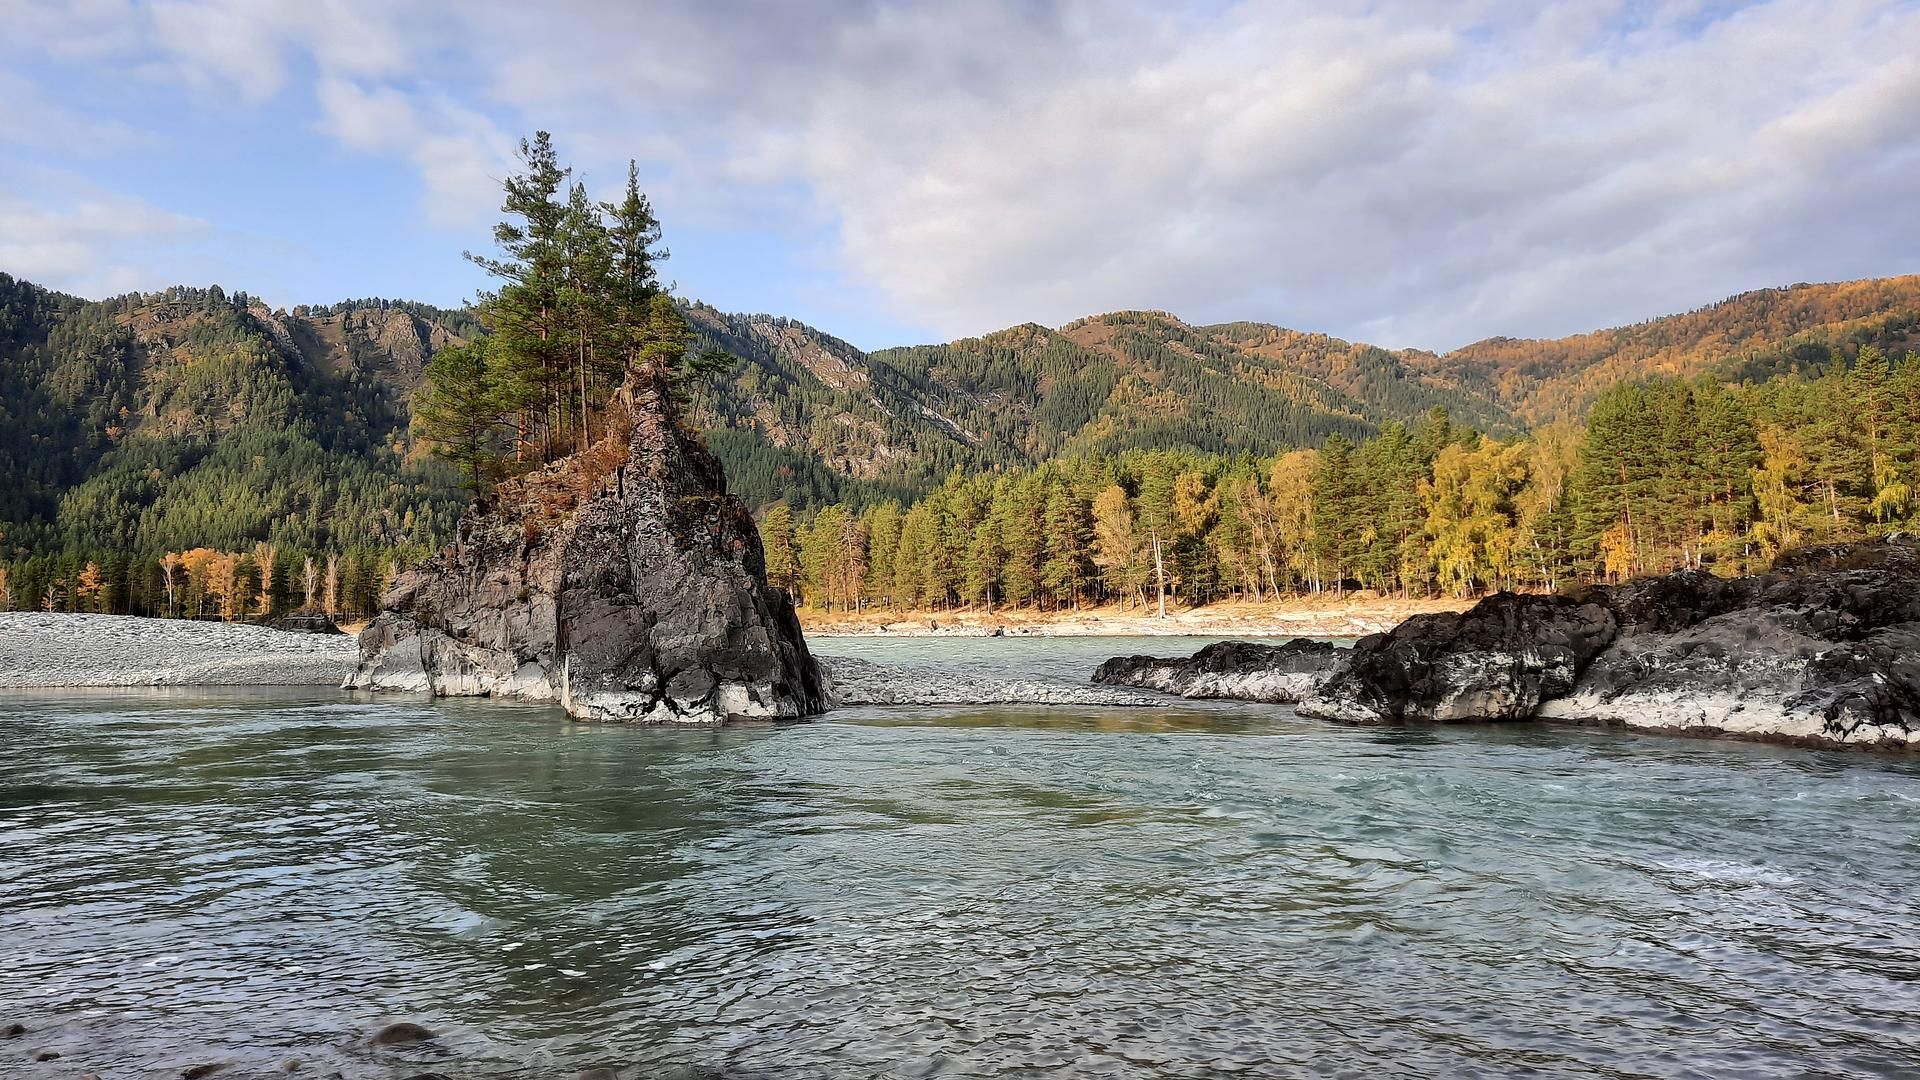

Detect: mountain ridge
[5, 270, 1919, 559]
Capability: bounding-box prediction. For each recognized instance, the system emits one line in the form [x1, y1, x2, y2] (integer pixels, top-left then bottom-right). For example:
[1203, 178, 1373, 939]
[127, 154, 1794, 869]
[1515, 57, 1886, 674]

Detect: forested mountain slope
[7, 271, 1920, 571]
[0, 274, 475, 561]
[685, 307, 1523, 508]
[1423, 276, 1920, 421]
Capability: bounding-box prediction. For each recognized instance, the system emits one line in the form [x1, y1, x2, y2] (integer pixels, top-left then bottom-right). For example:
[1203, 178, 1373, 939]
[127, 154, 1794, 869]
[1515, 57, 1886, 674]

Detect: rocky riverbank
[0, 612, 357, 687]
[1097, 538, 1920, 750]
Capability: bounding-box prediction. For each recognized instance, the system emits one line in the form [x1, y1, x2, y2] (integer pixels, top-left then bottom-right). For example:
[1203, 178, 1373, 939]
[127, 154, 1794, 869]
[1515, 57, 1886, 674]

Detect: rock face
[1099, 538, 1920, 750]
[349, 372, 825, 724]
[1540, 539, 1920, 747]
[1091, 640, 1346, 703]
[1297, 593, 1617, 723]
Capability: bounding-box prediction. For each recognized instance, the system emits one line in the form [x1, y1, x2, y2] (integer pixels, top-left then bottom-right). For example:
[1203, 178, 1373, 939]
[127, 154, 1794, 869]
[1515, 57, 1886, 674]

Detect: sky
[2, 0, 1918, 353]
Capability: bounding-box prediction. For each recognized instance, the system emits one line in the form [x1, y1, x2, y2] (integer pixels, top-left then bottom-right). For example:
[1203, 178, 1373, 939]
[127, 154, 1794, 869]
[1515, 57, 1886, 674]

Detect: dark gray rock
[1092, 639, 1345, 702]
[1097, 539, 1920, 748]
[267, 612, 345, 635]
[1542, 538, 1920, 747]
[349, 371, 824, 725]
[369, 1022, 435, 1046]
[1, 1022, 23, 1038]
[1298, 593, 1617, 723]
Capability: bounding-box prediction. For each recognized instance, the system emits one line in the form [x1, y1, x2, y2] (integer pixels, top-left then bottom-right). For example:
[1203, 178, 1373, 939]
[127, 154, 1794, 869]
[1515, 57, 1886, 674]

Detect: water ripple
[2, 659, 1918, 1078]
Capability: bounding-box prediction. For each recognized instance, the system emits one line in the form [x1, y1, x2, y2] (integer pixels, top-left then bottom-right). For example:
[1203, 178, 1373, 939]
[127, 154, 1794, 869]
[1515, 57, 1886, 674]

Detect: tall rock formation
[349, 371, 825, 724]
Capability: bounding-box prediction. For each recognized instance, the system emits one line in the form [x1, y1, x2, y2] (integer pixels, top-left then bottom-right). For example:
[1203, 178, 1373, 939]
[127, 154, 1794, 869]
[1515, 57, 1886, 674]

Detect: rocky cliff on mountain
[1097, 537, 1920, 750]
[348, 371, 825, 724]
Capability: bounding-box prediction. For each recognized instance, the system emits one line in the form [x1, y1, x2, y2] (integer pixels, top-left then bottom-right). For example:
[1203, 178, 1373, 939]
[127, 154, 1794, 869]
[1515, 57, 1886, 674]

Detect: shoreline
[0, 612, 358, 688]
[800, 596, 1474, 639]
[4, 609, 1907, 755]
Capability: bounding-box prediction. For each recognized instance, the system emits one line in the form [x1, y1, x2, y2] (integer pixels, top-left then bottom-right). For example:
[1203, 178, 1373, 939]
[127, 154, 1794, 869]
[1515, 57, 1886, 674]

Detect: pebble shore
[0, 612, 358, 687]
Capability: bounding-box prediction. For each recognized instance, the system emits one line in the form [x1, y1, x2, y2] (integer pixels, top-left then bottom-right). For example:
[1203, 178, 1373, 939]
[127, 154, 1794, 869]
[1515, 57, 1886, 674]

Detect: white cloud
[0, 69, 159, 153]
[5, 0, 1920, 347]
[0, 180, 211, 297]
[315, 78, 515, 227]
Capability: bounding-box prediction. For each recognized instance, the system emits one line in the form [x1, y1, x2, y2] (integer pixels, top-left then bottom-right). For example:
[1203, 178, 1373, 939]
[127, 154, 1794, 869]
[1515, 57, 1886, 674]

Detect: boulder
[1083, 539, 1920, 749]
[1092, 639, 1345, 703]
[348, 371, 825, 725]
[1297, 593, 1617, 723]
[267, 612, 345, 635]
[1540, 538, 1920, 747]
[369, 1022, 436, 1046]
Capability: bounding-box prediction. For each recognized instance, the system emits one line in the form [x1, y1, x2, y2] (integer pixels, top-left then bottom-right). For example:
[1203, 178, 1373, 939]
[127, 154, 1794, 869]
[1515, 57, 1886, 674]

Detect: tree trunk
[1151, 528, 1167, 620]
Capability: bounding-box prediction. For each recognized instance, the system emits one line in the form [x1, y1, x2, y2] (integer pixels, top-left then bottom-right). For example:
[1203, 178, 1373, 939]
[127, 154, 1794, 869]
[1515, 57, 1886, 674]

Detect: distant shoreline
[799, 596, 1475, 640]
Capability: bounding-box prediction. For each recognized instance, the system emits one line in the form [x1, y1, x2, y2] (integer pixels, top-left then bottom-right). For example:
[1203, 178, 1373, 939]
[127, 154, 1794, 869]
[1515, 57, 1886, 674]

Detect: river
[2, 636, 1917, 1077]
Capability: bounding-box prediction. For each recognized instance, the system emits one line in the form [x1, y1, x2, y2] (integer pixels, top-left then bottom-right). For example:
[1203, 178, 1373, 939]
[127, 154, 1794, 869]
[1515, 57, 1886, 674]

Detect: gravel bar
[0, 612, 359, 687]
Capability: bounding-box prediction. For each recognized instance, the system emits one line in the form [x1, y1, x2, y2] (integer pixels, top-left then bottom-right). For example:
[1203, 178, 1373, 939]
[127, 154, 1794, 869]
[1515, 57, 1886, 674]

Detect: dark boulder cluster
[1539, 538, 1920, 746]
[349, 371, 825, 725]
[1100, 537, 1920, 750]
[1092, 639, 1346, 702]
[1298, 593, 1615, 723]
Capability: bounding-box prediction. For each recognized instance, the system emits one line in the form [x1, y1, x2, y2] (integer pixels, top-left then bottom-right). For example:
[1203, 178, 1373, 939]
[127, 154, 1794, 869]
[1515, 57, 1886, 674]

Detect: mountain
[680, 305, 1519, 509]
[1419, 275, 1920, 421]
[6, 271, 1920, 563]
[0, 273, 477, 561]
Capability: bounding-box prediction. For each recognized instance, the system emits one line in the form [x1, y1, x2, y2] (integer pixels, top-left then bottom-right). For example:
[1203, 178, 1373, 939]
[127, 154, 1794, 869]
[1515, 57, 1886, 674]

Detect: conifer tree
[1040, 482, 1091, 609]
[758, 504, 800, 597]
[413, 340, 506, 494]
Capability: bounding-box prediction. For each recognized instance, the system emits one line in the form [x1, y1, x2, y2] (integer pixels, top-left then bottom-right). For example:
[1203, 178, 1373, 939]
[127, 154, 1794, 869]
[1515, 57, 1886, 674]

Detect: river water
[2, 636, 1918, 1078]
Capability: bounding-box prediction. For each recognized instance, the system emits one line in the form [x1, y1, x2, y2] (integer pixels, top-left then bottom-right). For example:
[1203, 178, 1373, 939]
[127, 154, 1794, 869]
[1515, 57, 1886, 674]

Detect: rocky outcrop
[348, 371, 825, 724]
[1098, 538, 1920, 750]
[1297, 593, 1617, 723]
[262, 611, 344, 635]
[1539, 539, 1920, 747]
[824, 655, 1166, 707]
[1091, 639, 1345, 703]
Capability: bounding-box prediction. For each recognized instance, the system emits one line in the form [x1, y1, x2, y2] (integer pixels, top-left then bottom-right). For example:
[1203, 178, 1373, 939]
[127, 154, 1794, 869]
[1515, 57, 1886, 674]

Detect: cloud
[0, 69, 159, 153]
[315, 78, 516, 227]
[0, 178, 211, 297]
[6, 0, 1920, 348]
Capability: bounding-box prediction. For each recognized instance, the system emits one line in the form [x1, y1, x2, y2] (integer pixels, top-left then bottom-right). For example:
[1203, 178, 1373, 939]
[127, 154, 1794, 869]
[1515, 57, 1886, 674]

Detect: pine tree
[1040, 481, 1091, 609]
[861, 501, 903, 608]
[414, 340, 507, 494]
[1311, 435, 1362, 594]
[467, 132, 571, 462]
[758, 504, 801, 598]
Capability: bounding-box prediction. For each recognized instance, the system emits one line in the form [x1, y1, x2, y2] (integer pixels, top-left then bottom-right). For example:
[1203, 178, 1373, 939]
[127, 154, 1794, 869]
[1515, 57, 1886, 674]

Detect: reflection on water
[1, 637, 1918, 1078]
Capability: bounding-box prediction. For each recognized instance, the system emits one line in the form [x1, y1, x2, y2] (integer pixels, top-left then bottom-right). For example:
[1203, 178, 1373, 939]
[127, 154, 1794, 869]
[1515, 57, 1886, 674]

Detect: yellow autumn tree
[74, 562, 107, 613]
[1268, 449, 1319, 592]
[254, 542, 279, 615]
[1090, 484, 1145, 609]
[1751, 425, 1809, 560]
[1424, 439, 1530, 598]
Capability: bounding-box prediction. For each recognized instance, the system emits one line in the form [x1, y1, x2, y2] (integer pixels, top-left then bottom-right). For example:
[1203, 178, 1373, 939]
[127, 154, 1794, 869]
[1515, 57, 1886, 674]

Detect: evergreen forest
[4, 128, 1920, 621]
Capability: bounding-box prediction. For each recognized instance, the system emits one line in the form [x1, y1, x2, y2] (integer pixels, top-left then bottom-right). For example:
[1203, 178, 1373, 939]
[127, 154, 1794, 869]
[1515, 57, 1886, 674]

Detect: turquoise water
[2, 637, 1918, 1078]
